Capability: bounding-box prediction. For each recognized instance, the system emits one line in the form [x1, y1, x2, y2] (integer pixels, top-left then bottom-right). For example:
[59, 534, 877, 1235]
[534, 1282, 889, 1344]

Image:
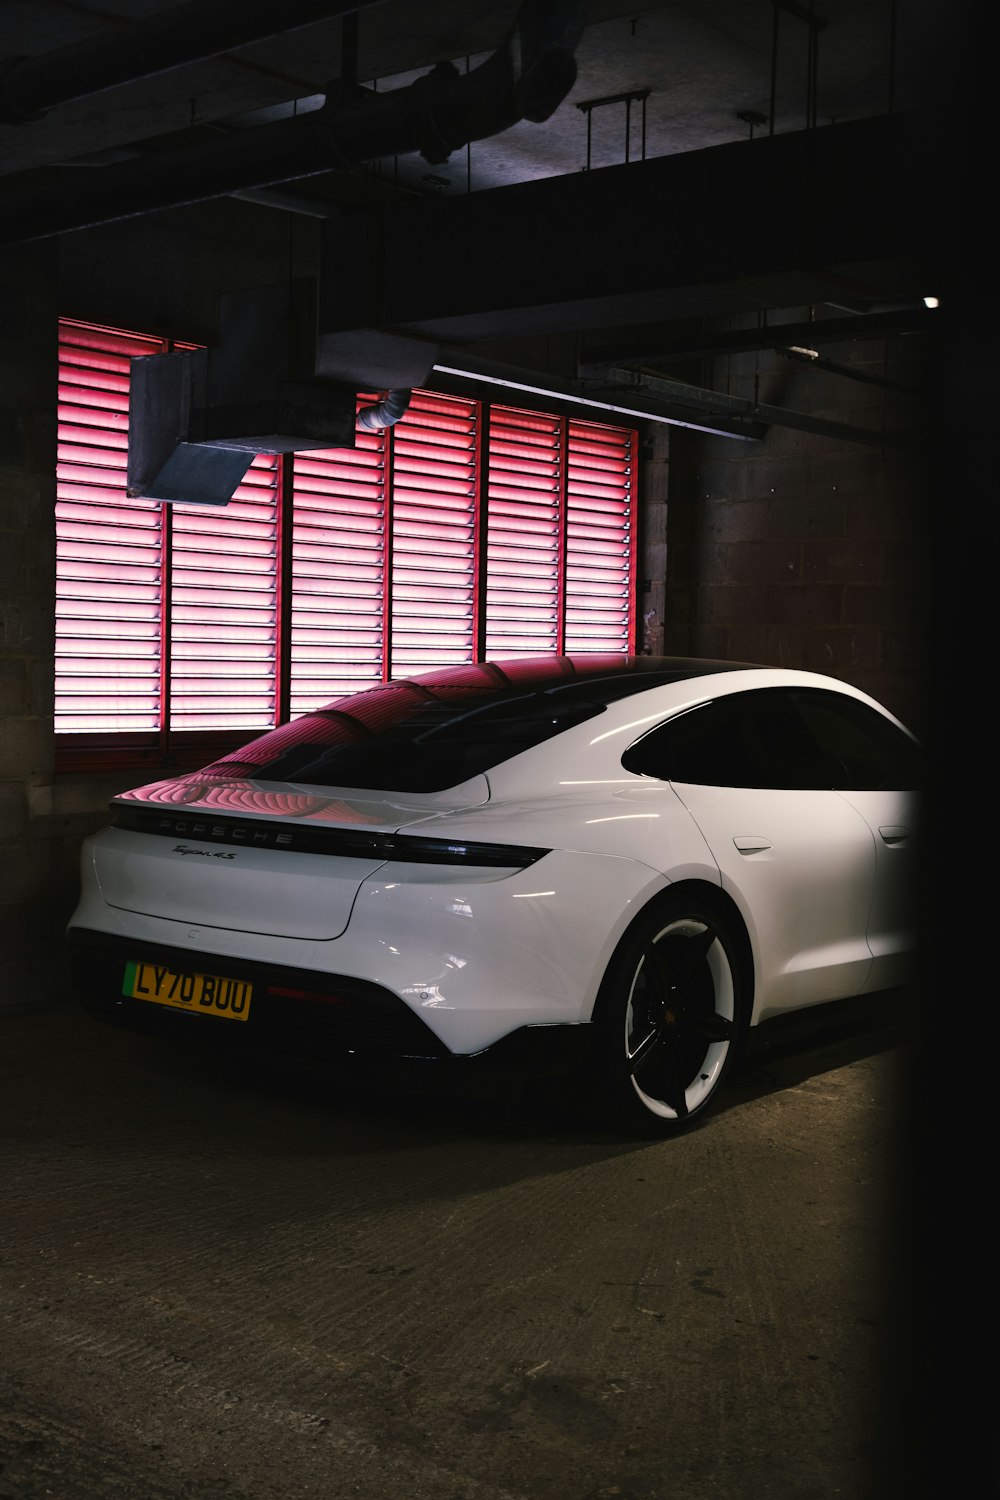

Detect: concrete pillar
[0, 242, 60, 1005]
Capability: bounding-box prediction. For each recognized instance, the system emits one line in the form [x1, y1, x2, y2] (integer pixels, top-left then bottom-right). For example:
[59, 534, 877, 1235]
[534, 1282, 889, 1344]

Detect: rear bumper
[67, 927, 591, 1075]
[71, 841, 671, 1052]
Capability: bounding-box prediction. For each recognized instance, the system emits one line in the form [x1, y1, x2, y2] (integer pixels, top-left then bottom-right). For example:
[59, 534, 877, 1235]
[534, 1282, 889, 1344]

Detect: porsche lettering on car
[67, 654, 921, 1136]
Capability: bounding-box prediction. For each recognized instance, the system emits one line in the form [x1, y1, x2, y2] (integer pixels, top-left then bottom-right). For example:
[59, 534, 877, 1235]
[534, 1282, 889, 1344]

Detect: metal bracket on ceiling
[576, 88, 651, 168]
[736, 109, 768, 141]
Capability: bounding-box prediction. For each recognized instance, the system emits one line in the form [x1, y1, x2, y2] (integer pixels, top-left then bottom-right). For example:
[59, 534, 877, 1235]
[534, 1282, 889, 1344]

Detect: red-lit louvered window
[565, 418, 636, 653]
[389, 391, 480, 677]
[169, 455, 280, 731]
[485, 406, 562, 658]
[288, 403, 387, 716]
[56, 322, 167, 732]
[483, 408, 636, 657]
[56, 321, 281, 740]
[55, 321, 637, 764]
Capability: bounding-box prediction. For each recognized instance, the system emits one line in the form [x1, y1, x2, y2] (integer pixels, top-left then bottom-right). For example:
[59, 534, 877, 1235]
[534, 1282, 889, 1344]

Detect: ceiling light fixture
[430, 362, 756, 435]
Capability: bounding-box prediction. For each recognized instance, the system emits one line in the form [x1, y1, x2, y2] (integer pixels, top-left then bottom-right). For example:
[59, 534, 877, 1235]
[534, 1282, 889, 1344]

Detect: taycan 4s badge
[172, 844, 236, 859]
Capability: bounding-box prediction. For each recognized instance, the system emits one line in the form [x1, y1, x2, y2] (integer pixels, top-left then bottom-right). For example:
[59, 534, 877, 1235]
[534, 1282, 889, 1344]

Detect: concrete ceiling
[0, 0, 968, 444]
[0, 1, 944, 183]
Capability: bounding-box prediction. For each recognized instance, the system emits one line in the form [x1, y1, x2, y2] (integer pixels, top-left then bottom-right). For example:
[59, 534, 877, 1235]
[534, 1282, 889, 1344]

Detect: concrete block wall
[1, 242, 61, 1003]
[663, 314, 930, 736]
[638, 423, 668, 655]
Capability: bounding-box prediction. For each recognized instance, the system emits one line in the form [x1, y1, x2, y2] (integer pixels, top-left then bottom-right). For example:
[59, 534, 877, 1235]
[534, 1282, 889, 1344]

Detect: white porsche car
[67, 655, 921, 1136]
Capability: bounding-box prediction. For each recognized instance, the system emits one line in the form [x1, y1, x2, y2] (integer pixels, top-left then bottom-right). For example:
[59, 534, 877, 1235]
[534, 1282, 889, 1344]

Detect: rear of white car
[67, 658, 726, 1063]
[68, 772, 707, 1058]
[67, 655, 921, 1134]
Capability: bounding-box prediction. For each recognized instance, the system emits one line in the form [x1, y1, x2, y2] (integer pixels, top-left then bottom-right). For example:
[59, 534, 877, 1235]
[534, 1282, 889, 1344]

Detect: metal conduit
[0, 0, 388, 124]
[357, 389, 411, 429]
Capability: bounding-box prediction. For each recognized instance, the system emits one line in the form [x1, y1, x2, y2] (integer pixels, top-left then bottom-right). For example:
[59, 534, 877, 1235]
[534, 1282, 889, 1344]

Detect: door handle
[733, 836, 772, 854]
[878, 825, 910, 845]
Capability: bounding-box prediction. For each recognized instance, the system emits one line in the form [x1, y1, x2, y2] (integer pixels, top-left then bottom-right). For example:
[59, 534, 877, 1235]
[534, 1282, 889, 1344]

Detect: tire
[590, 890, 750, 1137]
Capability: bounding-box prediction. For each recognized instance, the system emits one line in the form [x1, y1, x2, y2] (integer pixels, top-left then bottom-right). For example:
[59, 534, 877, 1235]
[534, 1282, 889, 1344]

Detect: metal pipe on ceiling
[0, 0, 586, 245]
[0, 0, 388, 124]
[357, 388, 411, 429]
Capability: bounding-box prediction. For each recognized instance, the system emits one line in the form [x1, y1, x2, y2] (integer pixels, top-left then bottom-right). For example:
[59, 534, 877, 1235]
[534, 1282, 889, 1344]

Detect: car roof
[195, 655, 762, 782]
[365, 654, 761, 701]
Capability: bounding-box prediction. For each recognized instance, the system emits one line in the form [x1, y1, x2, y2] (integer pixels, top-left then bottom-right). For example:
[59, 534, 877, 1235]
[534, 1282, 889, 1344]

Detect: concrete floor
[1, 990, 928, 1500]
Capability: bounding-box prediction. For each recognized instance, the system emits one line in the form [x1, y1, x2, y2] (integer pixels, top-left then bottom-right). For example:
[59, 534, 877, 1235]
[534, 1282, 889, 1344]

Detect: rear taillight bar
[110, 807, 548, 868]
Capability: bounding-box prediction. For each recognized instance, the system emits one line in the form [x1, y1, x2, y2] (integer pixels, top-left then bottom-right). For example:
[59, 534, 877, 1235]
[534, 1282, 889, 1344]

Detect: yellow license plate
[123, 960, 252, 1022]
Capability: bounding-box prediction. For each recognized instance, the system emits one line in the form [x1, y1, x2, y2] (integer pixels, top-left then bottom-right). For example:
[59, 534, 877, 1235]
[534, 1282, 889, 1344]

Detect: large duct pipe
[0, 0, 387, 123]
[0, 0, 587, 246]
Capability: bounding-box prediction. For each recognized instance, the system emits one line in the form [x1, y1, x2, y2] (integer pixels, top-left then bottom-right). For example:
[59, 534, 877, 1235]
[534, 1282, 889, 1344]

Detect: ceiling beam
[0, 1, 388, 123]
[316, 114, 934, 353]
[597, 369, 918, 449]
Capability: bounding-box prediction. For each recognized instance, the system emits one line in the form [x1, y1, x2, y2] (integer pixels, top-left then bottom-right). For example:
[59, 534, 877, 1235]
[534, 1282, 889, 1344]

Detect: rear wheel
[591, 891, 749, 1136]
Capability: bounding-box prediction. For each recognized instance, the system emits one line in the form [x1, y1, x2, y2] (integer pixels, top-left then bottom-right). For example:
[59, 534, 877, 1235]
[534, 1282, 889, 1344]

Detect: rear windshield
[199, 656, 748, 792]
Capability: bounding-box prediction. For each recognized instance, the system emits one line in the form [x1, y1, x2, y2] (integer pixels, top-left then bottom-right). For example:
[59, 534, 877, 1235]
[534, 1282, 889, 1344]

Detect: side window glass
[790, 690, 923, 790]
[622, 699, 748, 784]
[622, 690, 830, 789]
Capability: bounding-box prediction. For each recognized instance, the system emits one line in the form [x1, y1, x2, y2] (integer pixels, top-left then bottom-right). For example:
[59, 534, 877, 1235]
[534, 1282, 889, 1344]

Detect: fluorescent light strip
[431, 364, 755, 436]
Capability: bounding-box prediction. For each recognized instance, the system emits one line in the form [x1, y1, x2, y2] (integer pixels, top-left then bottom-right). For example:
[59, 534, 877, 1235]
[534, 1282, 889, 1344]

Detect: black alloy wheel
[592, 891, 749, 1136]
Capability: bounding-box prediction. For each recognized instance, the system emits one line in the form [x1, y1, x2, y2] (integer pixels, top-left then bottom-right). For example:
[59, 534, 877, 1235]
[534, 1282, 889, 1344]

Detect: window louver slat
[485, 406, 561, 658]
[564, 418, 636, 654]
[169, 452, 279, 730]
[390, 391, 478, 676]
[289, 411, 387, 713]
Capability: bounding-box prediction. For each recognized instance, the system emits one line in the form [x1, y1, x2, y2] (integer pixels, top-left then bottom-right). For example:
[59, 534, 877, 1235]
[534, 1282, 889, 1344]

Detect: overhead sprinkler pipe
[0, 0, 587, 245]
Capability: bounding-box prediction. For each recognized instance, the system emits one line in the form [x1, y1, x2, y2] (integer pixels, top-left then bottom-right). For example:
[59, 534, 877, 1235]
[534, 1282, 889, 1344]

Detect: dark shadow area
[135, 984, 917, 1140]
[37, 979, 918, 1150]
[734, 986, 915, 1094]
[1, 981, 911, 1500]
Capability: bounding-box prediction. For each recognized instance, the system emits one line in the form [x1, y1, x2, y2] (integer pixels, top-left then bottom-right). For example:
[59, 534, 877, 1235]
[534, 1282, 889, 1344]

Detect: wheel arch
[585, 876, 757, 1136]
[591, 876, 757, 1024]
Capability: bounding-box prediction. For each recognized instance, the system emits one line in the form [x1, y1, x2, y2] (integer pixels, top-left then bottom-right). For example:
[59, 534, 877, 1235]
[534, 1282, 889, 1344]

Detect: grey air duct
[127, 282, 358, 506]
